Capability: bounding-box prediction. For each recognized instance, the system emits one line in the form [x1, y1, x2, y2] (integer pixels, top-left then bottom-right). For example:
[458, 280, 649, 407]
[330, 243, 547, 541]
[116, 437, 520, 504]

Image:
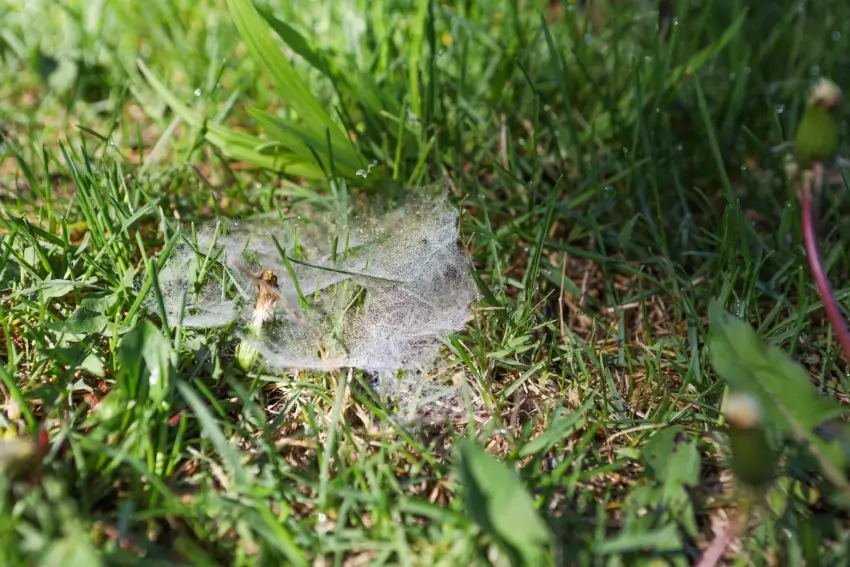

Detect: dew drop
[832, 31, 842, 41]
[676, 144, 684, 152]
[775, 104, 786, 115]
[740, 164, 748, 171]
[193, 88, 202, 97]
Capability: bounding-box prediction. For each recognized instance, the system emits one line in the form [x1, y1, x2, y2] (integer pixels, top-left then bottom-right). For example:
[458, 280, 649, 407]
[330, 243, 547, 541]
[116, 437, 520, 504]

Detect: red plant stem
[801, 162, 850, 364]
[694, 523, 733, 567]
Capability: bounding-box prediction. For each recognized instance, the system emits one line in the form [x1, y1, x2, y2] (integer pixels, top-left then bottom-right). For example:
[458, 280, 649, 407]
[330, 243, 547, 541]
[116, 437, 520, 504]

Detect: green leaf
[641, 426, 700, 488]
[225, 0, 364, 174]
[176, 380, 250, 489]
[707, 300, 850, 485]
[456, 439, 553, 567]
[137, 60, 325, 179]
[407, 0, 430, 119]
[248, 107, 362, 177]
[40, 281, 77, 299]
[42, 344, 85, 366]
[41, 531, 103, 567]
[80, 390, 130, 428]
[595, 524, 682, 555]
[518, 398, 592, 458]
[79, 353, 104, 378]
[225, 0, 341, 140]
[58, 307, 108, 336]
[80, 293, 118, 314]
[117, 319, 171, 405]
[256, 8, 335, 79]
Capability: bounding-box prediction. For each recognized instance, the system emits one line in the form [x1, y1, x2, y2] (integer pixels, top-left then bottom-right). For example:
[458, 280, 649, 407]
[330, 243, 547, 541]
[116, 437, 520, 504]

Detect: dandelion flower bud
[794, 78, 842, 169]
[0, 433, 39, 479]
[724, 391, 777, 491]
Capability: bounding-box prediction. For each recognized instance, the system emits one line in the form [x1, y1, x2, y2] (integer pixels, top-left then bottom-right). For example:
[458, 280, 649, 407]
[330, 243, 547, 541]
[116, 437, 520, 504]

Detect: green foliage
[118, 319, 172, 407]
[601, 427, 700, 564]
[140, 0, 404, 183]
[642, 426, 701, 490]
[708, 300, 850, 503]
[456, 439, 553, 567]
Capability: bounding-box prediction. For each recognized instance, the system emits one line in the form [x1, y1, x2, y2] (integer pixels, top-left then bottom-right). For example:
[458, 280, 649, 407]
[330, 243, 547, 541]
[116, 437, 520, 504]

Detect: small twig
[578, 235, 596, 308]
[800, 162, 850, 363]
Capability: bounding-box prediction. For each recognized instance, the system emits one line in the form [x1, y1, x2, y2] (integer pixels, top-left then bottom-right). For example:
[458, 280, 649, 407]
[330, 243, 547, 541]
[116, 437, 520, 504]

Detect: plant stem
[801, 161, 850, 363]
[694, 500, 748, 567]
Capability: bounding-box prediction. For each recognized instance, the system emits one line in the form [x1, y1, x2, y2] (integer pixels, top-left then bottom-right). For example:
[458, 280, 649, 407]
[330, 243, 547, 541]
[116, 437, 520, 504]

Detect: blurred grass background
[2, 0, 850, 564]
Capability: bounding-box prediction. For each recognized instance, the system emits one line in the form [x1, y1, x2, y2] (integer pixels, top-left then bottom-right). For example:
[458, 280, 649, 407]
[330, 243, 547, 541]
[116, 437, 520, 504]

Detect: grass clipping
[146, 191, 479, 420]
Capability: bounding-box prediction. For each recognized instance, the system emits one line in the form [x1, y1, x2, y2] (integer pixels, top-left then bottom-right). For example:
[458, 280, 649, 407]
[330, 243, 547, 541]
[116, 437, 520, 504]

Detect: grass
[3, 0, 850, 564]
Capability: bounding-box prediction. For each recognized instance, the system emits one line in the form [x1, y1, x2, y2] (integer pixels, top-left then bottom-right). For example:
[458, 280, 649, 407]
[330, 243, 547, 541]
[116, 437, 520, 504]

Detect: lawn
[2, 0, 850, 565]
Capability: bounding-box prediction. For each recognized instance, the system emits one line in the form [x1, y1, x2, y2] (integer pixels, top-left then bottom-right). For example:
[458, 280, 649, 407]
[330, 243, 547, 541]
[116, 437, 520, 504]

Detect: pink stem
[694, 523, 733, 567]
[801, 162, 850, 364]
